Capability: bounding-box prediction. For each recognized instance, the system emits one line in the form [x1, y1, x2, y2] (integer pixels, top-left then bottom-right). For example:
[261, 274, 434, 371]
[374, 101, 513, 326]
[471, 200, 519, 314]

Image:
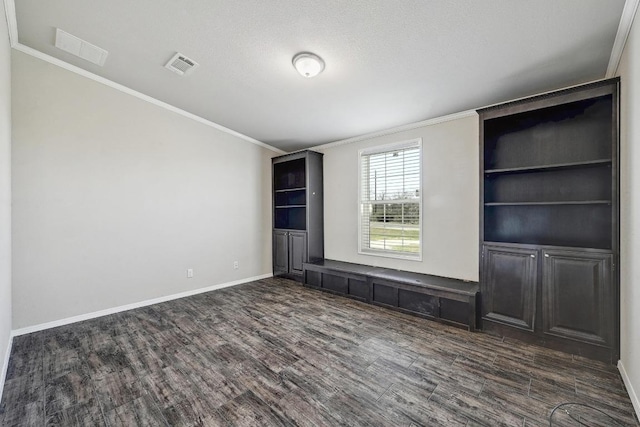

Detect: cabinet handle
[544, 254, 549, 257]
[530, 254, 535, 258]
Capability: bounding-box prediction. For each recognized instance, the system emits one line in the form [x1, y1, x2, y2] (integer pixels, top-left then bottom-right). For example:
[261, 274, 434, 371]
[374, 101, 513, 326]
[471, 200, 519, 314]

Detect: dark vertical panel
[440, 299, 469, 326]
[306, 151, 324, 261]
[372, 283, 398, 307]
[288, 231, 307, 276]
[306, 270, 321, 287]
[398, 290, 438, 316]
[273, 231, 289, 275]
[542, 249, 612, 346]
[482, 245, 538, 331]
[322, 273, 348, 294]
[348, 279, 369, 300]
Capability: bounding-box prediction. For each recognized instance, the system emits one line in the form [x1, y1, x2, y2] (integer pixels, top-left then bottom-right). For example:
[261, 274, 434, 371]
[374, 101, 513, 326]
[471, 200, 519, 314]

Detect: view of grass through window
[369, 204, 420, 253]
[360, 141, 421, 257]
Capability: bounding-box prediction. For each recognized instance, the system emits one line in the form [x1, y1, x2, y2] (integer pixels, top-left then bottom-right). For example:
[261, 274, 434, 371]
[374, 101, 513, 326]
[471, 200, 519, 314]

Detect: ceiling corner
[3, 0, 18, 47]
[606, 0, 640, 78]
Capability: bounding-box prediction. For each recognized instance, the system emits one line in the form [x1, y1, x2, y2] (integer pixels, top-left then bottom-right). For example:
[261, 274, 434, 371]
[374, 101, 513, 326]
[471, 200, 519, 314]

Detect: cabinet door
[288, 231, 307, 276]
[542, 249, 613, 346]
[482, 245, 538, 331]
[273, 231, 289, 275]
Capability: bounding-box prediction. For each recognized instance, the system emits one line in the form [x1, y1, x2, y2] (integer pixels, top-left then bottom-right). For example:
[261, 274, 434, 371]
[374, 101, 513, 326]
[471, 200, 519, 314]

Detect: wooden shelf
[485, 159, 612, 175]
[274, 187, 306, 193]
[485, 200, 611, 206]
[275, 205, 306, 209]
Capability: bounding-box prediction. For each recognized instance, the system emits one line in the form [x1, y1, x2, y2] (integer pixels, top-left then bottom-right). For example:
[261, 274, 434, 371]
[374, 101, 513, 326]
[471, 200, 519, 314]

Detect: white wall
[11, 51, 277, 329]
[617, 5, 640, 416]
[319, 115, 479, 281]
[0, 2, 13, 395]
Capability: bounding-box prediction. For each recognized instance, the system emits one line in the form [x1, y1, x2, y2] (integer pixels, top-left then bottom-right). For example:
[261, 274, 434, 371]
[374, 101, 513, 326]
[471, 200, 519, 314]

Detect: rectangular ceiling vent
[55, 28, 109, 66]
[165, 53, 199, 76]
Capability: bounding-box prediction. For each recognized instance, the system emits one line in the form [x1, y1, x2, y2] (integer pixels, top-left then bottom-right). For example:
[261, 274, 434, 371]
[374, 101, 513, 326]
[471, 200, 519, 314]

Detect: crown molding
[310, 110, 477, 151]
[12, 44, 285, 154]
[3, 0, 284, 154]
[3, 0, 17, 47]
[5, 0, 636, 154]
[607, 0, 640, 78]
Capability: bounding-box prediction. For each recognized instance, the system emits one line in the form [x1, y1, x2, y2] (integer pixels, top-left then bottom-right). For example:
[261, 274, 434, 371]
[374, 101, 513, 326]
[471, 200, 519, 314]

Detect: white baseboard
[0, 332, 14, 405]
[12, 273, 273, 336]
[619, 359, 640, 420]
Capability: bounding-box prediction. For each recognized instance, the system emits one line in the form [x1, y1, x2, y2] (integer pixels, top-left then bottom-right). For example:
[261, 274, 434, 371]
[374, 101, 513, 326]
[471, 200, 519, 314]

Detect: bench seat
[303, 259, 479, 331]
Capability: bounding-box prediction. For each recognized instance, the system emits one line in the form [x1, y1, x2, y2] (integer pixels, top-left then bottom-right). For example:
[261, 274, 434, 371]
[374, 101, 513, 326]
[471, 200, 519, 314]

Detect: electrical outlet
[187, 268, 193, 278]
[233, 261, 239, 269]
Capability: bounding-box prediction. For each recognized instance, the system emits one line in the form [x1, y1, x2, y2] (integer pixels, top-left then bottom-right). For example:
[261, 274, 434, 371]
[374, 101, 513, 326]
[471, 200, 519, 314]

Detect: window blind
[359, 139, 421, 259]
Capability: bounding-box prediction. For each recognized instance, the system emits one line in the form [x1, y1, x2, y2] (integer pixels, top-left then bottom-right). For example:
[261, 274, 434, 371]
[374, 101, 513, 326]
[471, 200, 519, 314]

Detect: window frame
[358, 138, 423, 261]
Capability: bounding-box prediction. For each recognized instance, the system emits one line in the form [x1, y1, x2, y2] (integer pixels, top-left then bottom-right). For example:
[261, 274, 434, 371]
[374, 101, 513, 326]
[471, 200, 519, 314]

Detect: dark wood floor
[0, 277, 638, 426]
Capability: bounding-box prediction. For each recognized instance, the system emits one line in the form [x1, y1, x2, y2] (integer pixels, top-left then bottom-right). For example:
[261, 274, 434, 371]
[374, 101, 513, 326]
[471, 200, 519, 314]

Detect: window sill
[358, 249, 422, 262]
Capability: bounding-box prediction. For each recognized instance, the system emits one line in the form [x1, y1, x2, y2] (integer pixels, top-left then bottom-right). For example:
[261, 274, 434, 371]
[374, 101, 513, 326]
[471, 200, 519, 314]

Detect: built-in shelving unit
[272, 151, 323, 279]
[479, 78, 620, 363]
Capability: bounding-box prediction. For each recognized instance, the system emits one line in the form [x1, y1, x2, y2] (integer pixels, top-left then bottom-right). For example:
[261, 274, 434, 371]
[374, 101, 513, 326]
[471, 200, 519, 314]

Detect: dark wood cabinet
[273, 230, 308, 277]
[542, 248, 613, 346]
[272, 151, 323, 279]
[479, 78, 620, 363]
[273, 230, 289, 275]
[482, 244, 537, 331]
[288, 231, 307, 276]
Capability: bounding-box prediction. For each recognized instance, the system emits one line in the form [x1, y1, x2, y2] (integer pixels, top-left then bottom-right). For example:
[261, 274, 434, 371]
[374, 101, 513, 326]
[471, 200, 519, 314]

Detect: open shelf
[275, 189, 306, 206]
[484, 204, 612, 249]
[484, 95, 613, 171]
[273, 156, 308, 230]
[485, 159, 612, 175]
[274, 158, 306, 190]
[275, 187, 306, 193]
[484, 163, 612, 204]
[274, 206, 306, 230]
[481, 91, 616, 251]
[485, 200, 611, 206]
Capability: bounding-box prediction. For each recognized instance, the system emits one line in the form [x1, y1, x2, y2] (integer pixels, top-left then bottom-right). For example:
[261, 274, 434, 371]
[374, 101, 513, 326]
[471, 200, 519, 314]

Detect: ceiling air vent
[55, 28, 108, 66]
[165, 53, 199, 76]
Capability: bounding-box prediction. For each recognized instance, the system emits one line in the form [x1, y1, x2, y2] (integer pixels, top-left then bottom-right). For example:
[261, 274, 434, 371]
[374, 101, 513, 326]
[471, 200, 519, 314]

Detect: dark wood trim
[478, 78, 620, 119]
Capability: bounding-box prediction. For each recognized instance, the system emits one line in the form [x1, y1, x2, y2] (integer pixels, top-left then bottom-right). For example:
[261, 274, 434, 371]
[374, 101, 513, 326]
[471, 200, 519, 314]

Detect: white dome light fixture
[292, 52, 325, 78]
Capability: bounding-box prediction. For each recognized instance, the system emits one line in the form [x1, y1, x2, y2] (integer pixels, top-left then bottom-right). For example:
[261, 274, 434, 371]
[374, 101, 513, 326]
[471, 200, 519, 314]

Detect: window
[359, 139, 422, 260]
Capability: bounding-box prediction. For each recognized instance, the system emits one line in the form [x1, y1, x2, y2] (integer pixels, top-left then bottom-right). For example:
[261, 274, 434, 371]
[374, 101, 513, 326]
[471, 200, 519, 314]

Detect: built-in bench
[303, 259, 479, 331]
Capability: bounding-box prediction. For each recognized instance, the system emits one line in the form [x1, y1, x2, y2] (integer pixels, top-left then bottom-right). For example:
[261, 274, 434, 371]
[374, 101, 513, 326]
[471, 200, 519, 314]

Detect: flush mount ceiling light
[292, 52, 325, 78]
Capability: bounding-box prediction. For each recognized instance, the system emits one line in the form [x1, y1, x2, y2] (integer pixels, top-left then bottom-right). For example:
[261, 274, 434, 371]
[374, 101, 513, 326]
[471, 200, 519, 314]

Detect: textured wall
[617, 5, 640, 417]
[0, 1, 13, 394]
[320, 114, 479, 281]
[11, 51, 276, 329]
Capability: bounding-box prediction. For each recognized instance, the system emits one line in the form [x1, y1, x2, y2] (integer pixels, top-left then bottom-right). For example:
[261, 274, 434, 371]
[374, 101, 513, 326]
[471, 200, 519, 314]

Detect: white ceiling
[13, 0, 627, 152]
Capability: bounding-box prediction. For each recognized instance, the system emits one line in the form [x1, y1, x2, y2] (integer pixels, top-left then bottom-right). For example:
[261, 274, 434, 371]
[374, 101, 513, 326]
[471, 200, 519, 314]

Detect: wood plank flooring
[0, 277, 638, 426]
